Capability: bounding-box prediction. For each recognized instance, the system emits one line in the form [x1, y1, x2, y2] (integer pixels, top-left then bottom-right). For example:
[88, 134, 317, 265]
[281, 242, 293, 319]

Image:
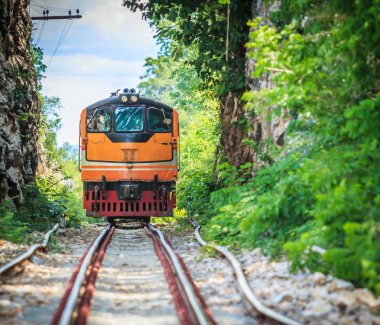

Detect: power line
[30, 6, 41, 15]
[32, 21, 39, 39]
[35, 19, 45, 45]
[30, 5, 40, 43]
[30, 2, 82, 20]
[47, 19, 69, 65]
[31, 1, 75, 13]
[28, 2, 82, 65]
[47, 19, 74, 66]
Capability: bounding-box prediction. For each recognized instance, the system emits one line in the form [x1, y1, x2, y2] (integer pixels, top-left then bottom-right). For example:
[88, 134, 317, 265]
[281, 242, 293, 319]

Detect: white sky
[30, 0, 159, 145]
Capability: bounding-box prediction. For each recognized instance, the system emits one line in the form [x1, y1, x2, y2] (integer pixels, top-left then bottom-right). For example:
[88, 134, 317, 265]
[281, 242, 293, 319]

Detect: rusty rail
[190, 218, 302, 325]
[51, 223, 115, 325]
[146, 223, 215, 325]
[0, 223, 59, 276]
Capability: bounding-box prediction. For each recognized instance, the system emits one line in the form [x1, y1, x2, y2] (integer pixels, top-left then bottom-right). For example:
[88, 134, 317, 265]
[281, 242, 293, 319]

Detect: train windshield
[115, 106, 144, 132]
[147, 107, 172, 132]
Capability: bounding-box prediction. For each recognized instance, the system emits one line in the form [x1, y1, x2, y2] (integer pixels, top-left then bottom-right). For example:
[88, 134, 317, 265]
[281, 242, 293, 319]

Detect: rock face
[0, 0, 39, 206]
[220, 0, 288, 168]
[246, 0, 288, 164]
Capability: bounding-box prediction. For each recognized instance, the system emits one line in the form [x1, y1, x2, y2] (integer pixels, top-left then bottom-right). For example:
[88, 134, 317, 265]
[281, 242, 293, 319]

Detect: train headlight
[121, 95, 128, 103]
[130, 95, 138, 103]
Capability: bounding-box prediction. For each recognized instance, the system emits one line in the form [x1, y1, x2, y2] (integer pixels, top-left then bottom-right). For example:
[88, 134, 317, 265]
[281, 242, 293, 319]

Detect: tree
[123, 0, 252, 96]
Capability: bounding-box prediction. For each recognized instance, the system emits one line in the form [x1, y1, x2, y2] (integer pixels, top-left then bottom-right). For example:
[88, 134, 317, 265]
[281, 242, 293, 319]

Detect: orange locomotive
[79, 88, 179, 221]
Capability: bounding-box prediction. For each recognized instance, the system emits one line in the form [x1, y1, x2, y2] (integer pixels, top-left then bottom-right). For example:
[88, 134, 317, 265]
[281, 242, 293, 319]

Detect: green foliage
[33, 49, 85, 228]
[177, 109, 219, 215]
[36, 94, 85, 228]
[0, 99, 86, 243]
[0, 46, 87, 243]
[152, 209, 193, 235]
[31, 45, 46, 91]
[138, 56, 179, 101]
[123, 0, 252, 95]
[202, 0, 380, 295]
[126, 0, 380, 295]
[0, 168, 85, 243]
[138, 52, 220, 217]
[39, 96, 62, 166]
[33, 172, 85, 228]
[35, 88, 85, 228]
[0, 203, 26, 242]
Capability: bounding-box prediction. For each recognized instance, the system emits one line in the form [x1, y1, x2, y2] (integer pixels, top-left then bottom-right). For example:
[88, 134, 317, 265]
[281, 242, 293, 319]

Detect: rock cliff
[0, 0, 39, 206]
[246, 0, 289, 165]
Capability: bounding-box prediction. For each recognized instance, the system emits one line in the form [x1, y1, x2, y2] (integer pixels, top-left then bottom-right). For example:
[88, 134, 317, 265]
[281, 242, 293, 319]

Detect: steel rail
[192, 221, 302, 325]
[147, 223, 209, 325]
[58, 224, 111, 325]
[0, 223, 59, 276]
[162, 233, 217, 325]
[75, 226, 115, 325]
[51, 243, 93, 325]
[145, 226, 192, 325]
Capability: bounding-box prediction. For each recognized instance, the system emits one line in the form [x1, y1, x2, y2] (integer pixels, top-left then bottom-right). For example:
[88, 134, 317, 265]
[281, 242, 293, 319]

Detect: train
[79, 88, 179, 221]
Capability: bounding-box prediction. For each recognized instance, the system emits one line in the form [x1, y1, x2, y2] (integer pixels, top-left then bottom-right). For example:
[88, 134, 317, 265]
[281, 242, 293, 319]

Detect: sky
[29, 0, 160, 145]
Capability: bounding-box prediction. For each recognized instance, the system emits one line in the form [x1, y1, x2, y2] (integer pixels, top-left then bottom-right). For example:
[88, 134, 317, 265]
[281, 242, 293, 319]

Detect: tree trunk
[219, 0, 289, 169]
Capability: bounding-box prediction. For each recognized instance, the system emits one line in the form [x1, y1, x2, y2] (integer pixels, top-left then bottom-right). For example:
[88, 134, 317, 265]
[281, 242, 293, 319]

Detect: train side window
[87, 108, 111, 132]
[147, 107, 172, 133]
[115, 106, 144, 132]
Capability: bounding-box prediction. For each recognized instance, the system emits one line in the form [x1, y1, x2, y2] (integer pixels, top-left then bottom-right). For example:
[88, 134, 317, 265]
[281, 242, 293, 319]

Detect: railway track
[1, 220, 303, 325]
[145, 223, 215, 325]
[189, 218, 302, 325]
[51, 222, 215, 325]
[0, 223, 59, 276]
[2, 220, 377, 324]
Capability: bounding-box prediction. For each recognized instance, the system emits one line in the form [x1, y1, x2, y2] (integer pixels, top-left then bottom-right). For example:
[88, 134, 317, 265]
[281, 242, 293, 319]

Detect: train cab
[79, 89, 179, 220]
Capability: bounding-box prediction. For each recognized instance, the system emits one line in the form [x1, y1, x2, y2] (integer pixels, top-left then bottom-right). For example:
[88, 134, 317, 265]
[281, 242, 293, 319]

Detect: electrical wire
[31, 1, 75, 13]
[35, 19, 45, 45]
[47, 19, 74, 66]
[47, 19, 68, 65]
[30, 5, 41, 15]
[31, 21, 39, 39]
[29, 1, 79, 62]
[30, 5, 41, 41]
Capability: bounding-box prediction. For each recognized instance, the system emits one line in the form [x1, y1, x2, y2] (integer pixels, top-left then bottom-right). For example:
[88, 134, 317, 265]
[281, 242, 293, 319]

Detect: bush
[176, 109, 219, 216]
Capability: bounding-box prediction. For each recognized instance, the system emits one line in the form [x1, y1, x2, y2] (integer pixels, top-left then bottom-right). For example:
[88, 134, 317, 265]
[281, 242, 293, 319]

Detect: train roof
[85, 95, 174, 112]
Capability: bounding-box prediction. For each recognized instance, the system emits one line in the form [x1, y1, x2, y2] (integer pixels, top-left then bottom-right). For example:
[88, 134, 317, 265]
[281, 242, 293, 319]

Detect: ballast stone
[0, 299, 22, 317]
[312, 271, 327, 285]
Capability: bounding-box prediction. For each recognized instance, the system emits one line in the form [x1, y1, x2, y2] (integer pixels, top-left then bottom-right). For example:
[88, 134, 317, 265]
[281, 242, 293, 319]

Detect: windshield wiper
[86, 108, 98, 128]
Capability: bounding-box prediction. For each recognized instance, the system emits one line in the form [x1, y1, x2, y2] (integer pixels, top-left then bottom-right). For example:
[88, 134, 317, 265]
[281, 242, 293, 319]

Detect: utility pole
[31, 9, 82, 21]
